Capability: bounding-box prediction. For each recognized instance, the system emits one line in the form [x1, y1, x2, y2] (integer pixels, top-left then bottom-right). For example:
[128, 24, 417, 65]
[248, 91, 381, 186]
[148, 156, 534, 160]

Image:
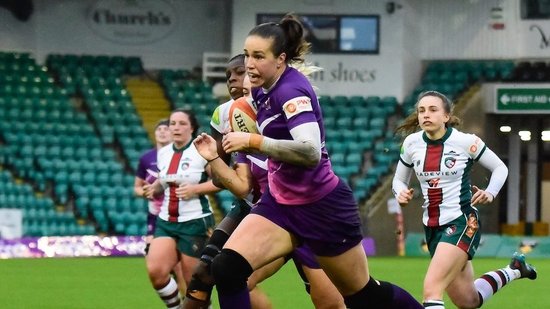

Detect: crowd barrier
[405, 232, 550, 258]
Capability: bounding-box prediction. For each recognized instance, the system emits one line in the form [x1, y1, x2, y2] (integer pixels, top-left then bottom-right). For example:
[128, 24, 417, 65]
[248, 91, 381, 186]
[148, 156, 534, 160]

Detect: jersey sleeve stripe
[400, 157, 414, 168]
[474, 145, 487, 161]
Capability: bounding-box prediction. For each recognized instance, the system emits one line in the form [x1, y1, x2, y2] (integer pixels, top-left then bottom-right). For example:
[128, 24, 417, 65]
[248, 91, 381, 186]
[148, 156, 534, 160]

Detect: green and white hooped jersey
[157, 142, 212, 222]
[399, 128, 487, 227]
[210, 100, 232, 134]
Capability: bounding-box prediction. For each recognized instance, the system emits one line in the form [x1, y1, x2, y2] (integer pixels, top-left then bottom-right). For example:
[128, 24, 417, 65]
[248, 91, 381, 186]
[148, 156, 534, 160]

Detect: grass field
[0, 256, 546, 308]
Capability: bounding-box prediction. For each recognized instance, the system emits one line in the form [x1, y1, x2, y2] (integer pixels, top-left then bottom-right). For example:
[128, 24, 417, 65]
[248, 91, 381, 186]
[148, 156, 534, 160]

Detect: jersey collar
[172, 139, 193, 153]
[422, 127, 453, 144]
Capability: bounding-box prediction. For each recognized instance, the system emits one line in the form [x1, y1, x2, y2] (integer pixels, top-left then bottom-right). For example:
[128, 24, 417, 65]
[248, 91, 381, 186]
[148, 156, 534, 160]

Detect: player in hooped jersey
[392, 90, 537, 309]
[211, 13, 423, 309]
[134, 119, 186, 294]
[143, 109, 220, 309]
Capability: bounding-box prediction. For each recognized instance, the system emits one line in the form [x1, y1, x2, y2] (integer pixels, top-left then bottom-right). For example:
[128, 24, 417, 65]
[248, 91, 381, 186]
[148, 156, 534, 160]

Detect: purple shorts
[251, 178, 363, 257]
[292, 245, 320, 269]
[146, 212, 157, 236]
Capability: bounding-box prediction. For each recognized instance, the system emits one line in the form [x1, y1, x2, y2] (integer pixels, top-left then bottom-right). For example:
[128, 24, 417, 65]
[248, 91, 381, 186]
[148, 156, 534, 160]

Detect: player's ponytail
[279, 13, 311, 65]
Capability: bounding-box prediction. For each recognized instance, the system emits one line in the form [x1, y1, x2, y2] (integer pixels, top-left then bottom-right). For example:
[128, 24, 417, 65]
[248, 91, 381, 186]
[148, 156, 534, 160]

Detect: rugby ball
[229, 97, 258, 133]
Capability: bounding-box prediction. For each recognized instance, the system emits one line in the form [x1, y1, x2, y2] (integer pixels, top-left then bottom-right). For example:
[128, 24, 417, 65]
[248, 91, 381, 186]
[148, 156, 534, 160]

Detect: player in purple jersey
[393, 90, 537, 309]
[185, 66, 344, 309]
[212, 13, 423, 309]
[134, 119, 171, 248]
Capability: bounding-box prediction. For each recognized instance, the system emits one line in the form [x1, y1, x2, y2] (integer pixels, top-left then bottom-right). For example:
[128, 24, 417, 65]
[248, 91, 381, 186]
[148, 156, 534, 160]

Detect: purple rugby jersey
[235, 152, 268, 202]
[252, 67, 338, 205]
[136, 148, 164, 215]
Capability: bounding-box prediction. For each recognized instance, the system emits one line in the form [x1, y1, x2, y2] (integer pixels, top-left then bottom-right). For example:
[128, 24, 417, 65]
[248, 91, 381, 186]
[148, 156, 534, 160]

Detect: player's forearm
[209, 160, 251, 198]
[478, 148, 508, 197]
[392, 162, 412, 198]
[250, 122, 321, 168]
[192, 180, 222, 195]
[259, 137, 320, 168]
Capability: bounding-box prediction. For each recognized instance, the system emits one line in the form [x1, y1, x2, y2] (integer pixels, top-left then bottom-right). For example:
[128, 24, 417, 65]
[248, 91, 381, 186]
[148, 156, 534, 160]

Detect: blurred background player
[212, 13, 422, 309]
[143, 109, 220, 309]
[393, 90, 537, 309]
[134, 119, 186, 295]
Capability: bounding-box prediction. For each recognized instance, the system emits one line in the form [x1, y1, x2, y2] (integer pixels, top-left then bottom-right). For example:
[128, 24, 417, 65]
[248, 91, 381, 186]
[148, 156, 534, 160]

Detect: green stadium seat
[335, 117, 353, 129]
[332, 95, 348, 107]
[345, 153, 363, 165]
[348, 96, 366, 108]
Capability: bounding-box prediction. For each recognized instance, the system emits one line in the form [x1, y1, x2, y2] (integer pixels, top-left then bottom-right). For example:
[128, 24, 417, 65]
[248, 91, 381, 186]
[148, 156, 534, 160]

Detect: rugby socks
[474, 267, 518, 306]
[423, 299, 444, 308]
[218, 288, 251, 309]
[156, 277, 181, 309]
[212, 249, 253, 309]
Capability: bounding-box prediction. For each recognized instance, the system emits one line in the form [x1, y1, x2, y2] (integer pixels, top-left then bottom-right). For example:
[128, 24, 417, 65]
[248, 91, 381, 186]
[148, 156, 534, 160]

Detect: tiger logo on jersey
[445, 225, 457, 236]
[444, 157, 456, 169]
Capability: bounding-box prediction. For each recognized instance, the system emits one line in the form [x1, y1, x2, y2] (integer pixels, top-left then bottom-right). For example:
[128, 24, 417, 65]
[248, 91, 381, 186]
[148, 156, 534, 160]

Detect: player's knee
[200, 244, 222, 265]
[211, 248, 253, 294]
[343, 277, 393, 309]
[186, 266, 214, 302]
[189, 260, 215, 288]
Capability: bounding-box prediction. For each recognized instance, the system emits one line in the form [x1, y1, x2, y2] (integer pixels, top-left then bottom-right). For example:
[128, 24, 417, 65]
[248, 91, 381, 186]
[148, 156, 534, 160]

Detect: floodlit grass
[0, 256, 546, 308]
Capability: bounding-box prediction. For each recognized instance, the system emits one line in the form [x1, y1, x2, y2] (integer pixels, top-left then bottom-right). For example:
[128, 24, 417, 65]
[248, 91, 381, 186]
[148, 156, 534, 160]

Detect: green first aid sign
[497, 88, 550, 112]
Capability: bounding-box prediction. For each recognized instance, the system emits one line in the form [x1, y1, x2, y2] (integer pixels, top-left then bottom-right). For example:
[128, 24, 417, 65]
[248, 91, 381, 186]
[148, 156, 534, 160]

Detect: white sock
[423, 299, 444, 308]
[156, 277, 181, 309]
[474, 267, 517, 305]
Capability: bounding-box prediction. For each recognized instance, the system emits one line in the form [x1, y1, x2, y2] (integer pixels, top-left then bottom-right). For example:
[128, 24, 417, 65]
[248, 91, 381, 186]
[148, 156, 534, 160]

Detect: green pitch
[0, 256, 546, 308]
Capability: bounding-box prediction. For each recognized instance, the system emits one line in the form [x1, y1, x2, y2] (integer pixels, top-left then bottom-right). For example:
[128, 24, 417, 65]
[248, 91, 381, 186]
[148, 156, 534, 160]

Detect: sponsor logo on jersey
[469, 137, 482, 155]
[444, 157, 456, 168]
[283, 96, 313, 119]
[427, 178, 440, 188]
[417, 170, 458, 177]
[466, 213, 479, 238]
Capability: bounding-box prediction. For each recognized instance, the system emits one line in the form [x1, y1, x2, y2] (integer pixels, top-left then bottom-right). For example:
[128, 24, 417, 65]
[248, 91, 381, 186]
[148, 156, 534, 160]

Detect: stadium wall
[0, 0, 231, 69]
[232, 0, 417, 99]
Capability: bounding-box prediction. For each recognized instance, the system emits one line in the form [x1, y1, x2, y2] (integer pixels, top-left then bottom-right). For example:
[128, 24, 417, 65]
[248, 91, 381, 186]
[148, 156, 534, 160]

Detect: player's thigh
[302, 266, 345, 309]
[147, 237, 179, 274]
[445, 261, 479, 307]
[224, 213, 294, 270]
[180, 253, 200, 284]
[424, 242, 469, 296]
[316, 243, 369, 296]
